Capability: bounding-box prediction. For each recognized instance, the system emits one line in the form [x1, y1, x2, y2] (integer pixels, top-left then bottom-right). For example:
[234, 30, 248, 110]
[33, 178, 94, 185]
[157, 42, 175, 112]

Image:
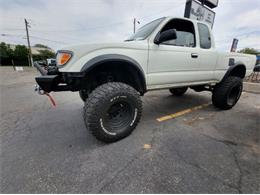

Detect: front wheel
[79, 90, 88, 102]
[84, 82, 142, 143]
[169, 87, 188, 96]
[212, 76, 243, 110]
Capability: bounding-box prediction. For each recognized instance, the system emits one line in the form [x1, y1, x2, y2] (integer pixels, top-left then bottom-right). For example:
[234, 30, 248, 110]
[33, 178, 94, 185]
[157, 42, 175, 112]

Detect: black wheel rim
[102, 100, 134, 134]
[227, 85, 242, 106]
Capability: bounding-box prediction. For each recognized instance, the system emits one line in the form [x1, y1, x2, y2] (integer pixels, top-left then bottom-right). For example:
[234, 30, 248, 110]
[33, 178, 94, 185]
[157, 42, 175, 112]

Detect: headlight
[56, 51, 72, 66]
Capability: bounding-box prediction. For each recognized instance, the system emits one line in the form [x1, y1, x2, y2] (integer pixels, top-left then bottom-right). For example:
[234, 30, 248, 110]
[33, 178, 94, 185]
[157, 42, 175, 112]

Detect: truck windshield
[126, 17, 165, 41]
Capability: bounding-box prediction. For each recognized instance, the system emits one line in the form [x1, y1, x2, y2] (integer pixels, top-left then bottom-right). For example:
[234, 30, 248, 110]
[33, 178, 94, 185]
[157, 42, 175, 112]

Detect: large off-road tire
[212, 76, 243, 110]
[79, 90, 88, 102]
[169, 87, 188, 96]
[84, 82, 142, 143]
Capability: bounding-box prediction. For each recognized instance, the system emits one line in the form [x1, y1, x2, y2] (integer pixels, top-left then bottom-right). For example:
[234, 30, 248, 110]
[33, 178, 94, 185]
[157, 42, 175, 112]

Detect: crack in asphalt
[200, 134, 244, 193]
[150, 124, 165, 148]
[144, 125, 248, 193]
[230, 147, 243, 193]
[171, 142, 240, 193]
[201, 134, 258, 150]
[94, 123, 166, 193]
[93, 149, 144, 193]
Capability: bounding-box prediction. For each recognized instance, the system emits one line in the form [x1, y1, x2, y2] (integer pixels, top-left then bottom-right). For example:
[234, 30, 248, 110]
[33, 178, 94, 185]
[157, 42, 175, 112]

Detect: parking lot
[0, 67, 259, 193]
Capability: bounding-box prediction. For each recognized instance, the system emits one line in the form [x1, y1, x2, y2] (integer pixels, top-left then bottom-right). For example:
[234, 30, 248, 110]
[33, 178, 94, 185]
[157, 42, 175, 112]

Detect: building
[9, 44, 54, 55]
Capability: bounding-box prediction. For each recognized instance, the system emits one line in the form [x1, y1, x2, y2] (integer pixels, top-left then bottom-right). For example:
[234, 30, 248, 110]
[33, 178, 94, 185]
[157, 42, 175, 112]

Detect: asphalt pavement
[0, 67, 259, 193]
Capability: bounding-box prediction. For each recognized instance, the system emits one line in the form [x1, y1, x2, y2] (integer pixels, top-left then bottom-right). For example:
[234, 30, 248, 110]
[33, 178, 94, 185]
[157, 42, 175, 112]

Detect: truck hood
[58, 40, 149, 72]
[59, 40, 148, 58]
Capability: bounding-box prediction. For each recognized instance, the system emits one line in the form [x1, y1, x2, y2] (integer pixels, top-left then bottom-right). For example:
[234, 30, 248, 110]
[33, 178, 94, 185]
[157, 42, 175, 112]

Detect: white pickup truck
[35, 17, 256, 142]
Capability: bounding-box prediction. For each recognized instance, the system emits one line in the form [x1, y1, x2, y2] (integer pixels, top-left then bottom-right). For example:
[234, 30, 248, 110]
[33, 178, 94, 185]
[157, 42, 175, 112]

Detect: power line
[4, 2, 184, 34]
[1, 3, 184, 47]
[29, 35, 68, 44]
[2, 2, 185, 46]
[27, 30, 87, 43]
[1, 33, 24, 37]
[1, 28, 24, 31]
[1, 33, 68, 44]
[215, 31, 260, 43]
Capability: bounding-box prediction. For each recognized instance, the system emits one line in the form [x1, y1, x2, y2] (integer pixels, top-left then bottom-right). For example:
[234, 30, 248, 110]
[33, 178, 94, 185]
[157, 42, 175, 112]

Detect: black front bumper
[34, 61, 62, 92]
[35, 75, 60, 92]
[34, 61, 84, 92]
[35, 73, 82, 92]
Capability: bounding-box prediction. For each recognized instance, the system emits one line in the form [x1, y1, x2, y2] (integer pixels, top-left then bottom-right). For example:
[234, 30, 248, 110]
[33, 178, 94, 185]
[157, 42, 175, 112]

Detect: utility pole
[24, 18, 33, 67]
[133, 18, 136, 33]
[133, 18, 140, 34]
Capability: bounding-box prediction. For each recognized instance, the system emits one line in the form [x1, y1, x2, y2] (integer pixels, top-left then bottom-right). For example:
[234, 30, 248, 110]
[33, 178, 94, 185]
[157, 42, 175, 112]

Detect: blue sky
[0, 0, 259, 51]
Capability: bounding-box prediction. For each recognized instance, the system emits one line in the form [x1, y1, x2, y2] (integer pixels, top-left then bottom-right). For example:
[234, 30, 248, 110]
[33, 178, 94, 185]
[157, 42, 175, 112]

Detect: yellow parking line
[156, 103, 211, 122]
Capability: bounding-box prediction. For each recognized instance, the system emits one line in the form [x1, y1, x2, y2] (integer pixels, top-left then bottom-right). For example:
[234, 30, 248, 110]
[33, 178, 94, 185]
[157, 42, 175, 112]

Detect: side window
[198, 23, 211, 49]
[160, 19, 196, 47]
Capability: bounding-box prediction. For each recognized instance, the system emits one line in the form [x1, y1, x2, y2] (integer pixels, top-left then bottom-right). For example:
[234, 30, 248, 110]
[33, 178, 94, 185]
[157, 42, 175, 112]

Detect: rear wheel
[169, 87, 188, 96]
[84, 82, 142, 143]
[212, 76, 243, 110]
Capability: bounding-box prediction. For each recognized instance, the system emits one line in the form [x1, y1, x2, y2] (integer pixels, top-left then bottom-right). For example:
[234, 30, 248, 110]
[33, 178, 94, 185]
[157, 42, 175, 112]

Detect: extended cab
[35, 17, 256, 142]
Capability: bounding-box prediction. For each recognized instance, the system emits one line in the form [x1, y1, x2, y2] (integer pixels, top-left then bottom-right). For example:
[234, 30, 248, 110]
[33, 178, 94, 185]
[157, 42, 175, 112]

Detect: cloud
[0, 0, 259, 51]
[235, 9, 260, 29]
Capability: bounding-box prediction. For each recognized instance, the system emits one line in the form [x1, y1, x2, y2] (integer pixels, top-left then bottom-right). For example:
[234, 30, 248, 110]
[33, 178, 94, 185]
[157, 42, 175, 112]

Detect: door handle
[191, 53, 198, 58]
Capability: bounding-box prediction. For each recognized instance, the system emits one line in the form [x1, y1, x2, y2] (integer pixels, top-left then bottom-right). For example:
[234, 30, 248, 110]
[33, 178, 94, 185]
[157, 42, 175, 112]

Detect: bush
[0, 42, 55, 66]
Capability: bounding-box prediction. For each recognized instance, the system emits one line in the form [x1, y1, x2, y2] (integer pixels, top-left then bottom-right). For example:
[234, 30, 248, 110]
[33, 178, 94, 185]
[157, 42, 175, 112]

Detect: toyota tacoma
[35, 17, 257, 142]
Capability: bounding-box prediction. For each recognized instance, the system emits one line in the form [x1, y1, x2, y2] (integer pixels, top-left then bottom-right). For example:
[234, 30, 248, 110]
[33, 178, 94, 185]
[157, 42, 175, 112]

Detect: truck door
[196, 23, 218, 81]
[147, 19, 200, 87]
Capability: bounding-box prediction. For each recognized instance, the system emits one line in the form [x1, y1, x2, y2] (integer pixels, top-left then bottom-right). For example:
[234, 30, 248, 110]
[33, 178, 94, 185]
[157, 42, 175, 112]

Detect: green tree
[0, 42, 13, 58]
[238, 48, 259, 55]
[13, 45, 29, 66]
[13, 45, 28, 59]
[0, 42, 14, 65]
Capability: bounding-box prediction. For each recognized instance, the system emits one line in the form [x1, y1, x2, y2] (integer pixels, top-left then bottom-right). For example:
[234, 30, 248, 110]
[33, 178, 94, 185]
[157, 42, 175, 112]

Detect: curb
[243, 82, 260, 94]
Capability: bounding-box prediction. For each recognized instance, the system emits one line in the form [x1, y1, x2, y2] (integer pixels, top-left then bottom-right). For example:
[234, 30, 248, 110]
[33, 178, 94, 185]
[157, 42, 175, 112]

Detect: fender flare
[80, 54, 147, 93]
[222, 61, 246, 81]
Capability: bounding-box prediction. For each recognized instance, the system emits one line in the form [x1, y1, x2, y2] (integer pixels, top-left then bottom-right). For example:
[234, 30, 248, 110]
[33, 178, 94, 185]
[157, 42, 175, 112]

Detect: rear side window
[198, 23, 211, 49]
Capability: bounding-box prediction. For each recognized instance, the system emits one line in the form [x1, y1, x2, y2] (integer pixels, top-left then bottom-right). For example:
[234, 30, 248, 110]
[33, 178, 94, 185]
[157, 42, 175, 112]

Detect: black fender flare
[222, 61, 246, 81]
[80, 54, 147, 93]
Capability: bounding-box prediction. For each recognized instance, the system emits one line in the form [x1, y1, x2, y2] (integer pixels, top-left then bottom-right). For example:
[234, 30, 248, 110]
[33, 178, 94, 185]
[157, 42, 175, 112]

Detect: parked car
[47, 58, 56, 66]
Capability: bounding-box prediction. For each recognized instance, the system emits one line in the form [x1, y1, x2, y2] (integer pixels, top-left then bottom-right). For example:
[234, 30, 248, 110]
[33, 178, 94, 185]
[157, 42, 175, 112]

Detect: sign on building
[184, 0, 216, 28]
[196, 0, 219, 8]
[230, 38, 239, 52]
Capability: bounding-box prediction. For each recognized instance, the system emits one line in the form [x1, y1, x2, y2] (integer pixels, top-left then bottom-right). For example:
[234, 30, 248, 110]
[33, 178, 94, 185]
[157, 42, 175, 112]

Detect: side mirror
[154, 29, 177, 44]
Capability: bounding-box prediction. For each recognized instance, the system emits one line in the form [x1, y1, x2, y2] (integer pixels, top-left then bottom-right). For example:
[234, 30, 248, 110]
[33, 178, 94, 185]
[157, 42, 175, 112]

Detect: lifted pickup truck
[35, 17, 256, 142]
